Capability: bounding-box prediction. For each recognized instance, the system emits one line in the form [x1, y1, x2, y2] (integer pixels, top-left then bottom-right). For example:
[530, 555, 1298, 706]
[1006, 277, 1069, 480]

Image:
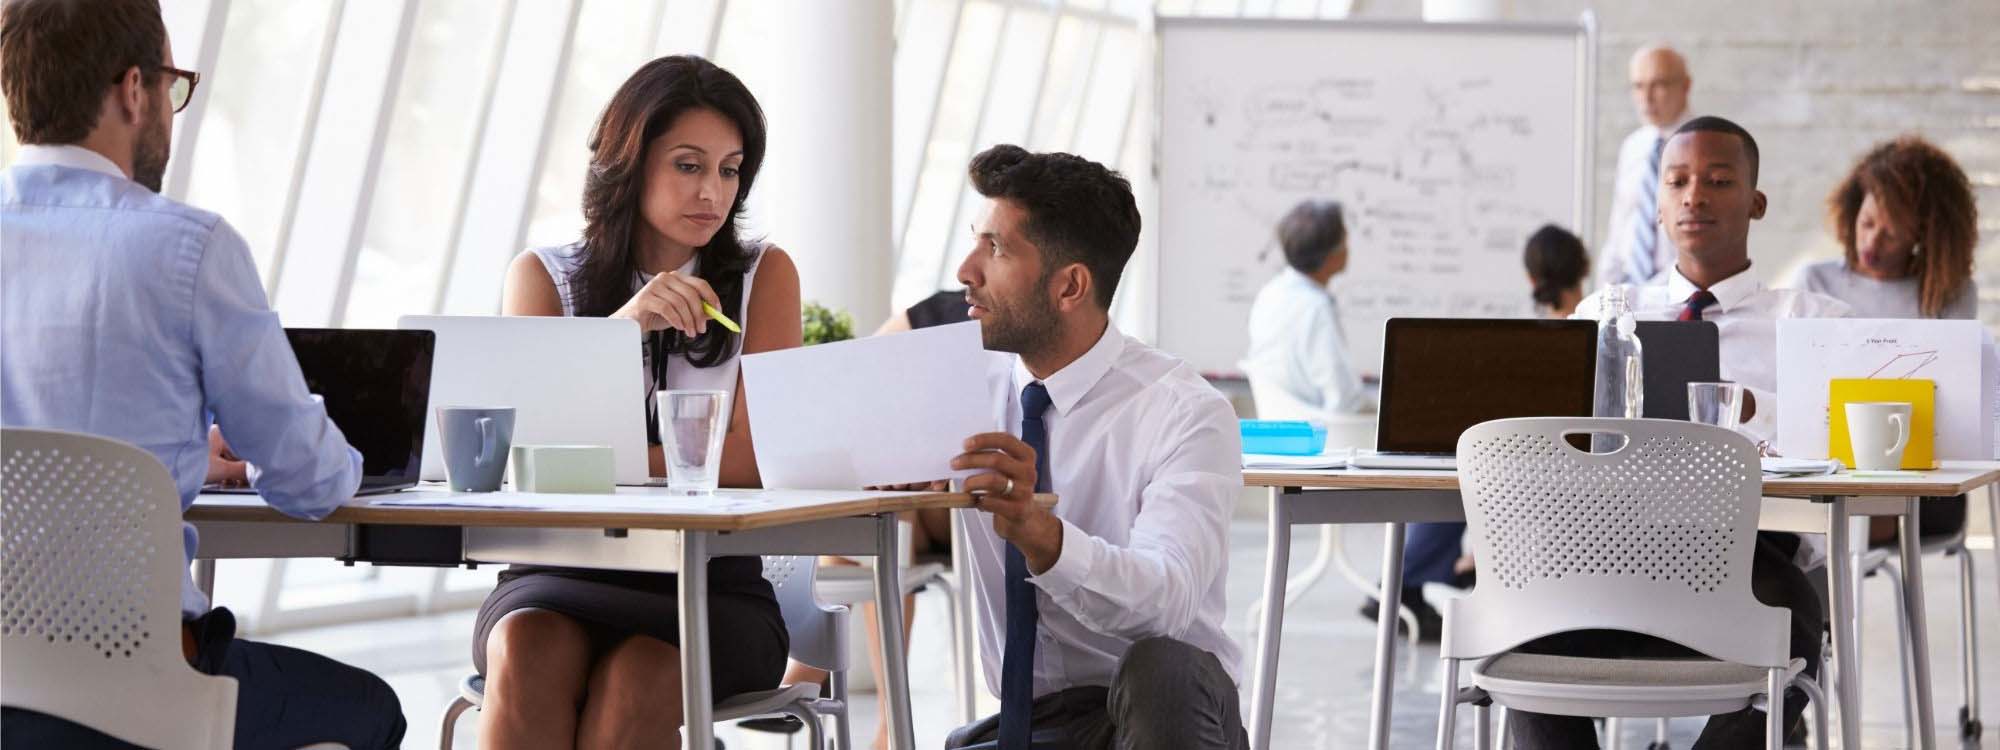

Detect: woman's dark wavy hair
[572, 55, 765, 367]
[1522, 224, 1589, 310]
[1828, 134, 1977, 318]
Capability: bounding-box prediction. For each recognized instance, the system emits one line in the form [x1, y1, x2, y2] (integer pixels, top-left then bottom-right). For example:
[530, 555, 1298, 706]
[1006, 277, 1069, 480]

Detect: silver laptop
[1351, 318, 1598, 470]
[399, 315, 652, 486]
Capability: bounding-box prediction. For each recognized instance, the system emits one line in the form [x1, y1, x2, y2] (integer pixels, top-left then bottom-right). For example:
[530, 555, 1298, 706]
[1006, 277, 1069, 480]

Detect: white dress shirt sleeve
[1597, 130, 1646, 288]
[1306, 303, 1371, 415]
[1029, 394, 1240, 641]
[193, 220, 363, 519]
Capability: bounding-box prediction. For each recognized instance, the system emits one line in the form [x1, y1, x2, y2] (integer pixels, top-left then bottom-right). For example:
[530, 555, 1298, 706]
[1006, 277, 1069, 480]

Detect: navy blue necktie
[1000, 382, 1053, 750]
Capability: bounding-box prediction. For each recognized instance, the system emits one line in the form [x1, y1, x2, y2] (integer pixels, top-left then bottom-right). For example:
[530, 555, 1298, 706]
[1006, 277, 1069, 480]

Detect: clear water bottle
[1593, 285, 1645, 444]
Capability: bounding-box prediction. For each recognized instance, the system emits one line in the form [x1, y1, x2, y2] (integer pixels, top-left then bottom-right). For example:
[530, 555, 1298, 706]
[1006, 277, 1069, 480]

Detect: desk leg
[680, 531, 715, 750]
[1899, 499, 1939, 750]
[1825, 497, 1861, 750]
[194, 559, 216, 600]
[951, 508, 978, 725]
[1369, 522, 1408, 750]
[875, 514, 915, 750]
[1250, 488, 1293, 750]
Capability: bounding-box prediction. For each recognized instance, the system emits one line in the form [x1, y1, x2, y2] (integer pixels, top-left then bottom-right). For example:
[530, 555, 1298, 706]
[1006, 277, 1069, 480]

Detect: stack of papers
[1760, 457, 1842, 478]
[1243, 449, 1351, 470]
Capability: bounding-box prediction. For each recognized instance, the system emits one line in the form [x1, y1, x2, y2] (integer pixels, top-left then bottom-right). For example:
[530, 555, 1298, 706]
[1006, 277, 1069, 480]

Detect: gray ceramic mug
[437, 406, 515, 492]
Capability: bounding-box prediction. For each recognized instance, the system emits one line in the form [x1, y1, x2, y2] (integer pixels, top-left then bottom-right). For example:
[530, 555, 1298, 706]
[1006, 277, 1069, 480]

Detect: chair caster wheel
[1646, 743, 1670, 750]
[1957, 705, 1981, 739]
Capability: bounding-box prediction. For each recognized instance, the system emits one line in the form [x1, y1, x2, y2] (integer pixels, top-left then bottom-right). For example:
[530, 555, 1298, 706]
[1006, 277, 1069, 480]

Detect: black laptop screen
[284, 329, 435, 480]
[1375, 318, 1598, 454]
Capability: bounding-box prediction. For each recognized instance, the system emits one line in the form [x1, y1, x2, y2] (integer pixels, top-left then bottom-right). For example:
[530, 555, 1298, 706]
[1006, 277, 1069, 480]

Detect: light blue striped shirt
[2, 145, 361, 618]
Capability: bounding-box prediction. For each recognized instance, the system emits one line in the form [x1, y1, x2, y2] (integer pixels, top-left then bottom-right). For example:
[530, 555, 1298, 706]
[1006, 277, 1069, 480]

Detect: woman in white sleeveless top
[473, 56, 802, 748]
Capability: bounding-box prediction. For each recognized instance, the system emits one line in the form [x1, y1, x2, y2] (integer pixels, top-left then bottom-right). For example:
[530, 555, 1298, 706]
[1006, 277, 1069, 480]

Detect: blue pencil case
[1240, 419, 1327, 456]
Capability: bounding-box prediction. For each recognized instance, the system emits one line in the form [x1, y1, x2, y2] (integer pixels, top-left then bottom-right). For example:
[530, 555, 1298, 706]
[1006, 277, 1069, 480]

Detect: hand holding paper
[742, 321, 1001, 489]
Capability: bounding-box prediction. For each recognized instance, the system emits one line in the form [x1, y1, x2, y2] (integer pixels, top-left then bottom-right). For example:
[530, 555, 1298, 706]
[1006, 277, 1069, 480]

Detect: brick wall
[1358, 0, 2000, 322]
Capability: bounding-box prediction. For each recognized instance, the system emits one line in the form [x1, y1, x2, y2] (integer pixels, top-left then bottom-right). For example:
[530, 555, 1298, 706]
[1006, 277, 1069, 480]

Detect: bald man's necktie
[1629, 135, 1665, 283]
[1679, 290, 1719, 321]
[999, 382, 1053, 750]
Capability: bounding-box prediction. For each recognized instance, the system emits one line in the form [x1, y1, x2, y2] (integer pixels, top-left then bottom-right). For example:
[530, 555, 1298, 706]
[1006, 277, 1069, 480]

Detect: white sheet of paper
[742, 321, 1000, 489]
[1776, 318, 1995, 460]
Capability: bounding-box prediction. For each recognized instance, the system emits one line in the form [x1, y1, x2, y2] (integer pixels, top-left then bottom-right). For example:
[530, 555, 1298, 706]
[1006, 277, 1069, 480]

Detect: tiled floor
[267, 520, 2000, 749]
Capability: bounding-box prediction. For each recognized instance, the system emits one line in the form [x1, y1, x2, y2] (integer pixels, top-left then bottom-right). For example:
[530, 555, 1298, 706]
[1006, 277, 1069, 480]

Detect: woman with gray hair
[1239, 199, 1369, 416]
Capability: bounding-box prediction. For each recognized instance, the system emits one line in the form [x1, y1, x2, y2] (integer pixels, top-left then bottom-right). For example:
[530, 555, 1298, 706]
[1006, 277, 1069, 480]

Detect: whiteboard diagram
[1155, 17, 1594, 376]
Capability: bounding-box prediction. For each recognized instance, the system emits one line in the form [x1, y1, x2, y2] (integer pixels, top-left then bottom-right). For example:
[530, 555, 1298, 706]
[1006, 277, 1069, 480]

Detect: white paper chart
[1776, 318, 1997, 460]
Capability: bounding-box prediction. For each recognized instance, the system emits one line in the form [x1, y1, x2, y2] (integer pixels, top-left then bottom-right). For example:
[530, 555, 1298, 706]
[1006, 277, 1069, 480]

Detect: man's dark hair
[1277, 200, 1346, 274]
[1671, 115, 1760, 186]
[0, 0, 167, 145]
[968, 144, 1140, 309]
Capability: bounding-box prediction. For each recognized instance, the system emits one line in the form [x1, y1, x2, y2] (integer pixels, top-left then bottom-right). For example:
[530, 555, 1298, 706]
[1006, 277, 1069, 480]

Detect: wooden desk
[1241, 462, 2000, 750]
[190, 486, 1053, 750]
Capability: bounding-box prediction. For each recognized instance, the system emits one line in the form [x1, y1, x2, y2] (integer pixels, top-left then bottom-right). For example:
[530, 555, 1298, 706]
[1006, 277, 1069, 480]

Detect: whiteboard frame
[1149, 13, 1599, 378]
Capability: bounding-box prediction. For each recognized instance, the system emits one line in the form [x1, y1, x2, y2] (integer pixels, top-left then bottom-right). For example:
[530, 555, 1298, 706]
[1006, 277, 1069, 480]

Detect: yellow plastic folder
[1828, 378, 1936, 470]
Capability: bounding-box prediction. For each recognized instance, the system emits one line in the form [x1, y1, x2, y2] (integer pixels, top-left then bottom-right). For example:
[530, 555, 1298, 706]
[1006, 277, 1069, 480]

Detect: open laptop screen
[1375, 318, 1597, 454]
[284, 328, 435, 481]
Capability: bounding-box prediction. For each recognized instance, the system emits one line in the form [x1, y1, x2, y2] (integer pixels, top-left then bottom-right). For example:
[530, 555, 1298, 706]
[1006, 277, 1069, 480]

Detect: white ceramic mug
[1844, 401, 1912, 471]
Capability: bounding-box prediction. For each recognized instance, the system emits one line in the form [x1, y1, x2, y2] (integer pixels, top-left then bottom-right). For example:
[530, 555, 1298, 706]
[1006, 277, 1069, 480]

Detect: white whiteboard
[1155, 16, 1595, 376]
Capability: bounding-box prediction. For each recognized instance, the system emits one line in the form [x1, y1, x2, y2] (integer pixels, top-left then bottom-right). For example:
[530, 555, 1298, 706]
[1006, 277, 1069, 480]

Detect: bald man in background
[1598, 44, 1693, 287]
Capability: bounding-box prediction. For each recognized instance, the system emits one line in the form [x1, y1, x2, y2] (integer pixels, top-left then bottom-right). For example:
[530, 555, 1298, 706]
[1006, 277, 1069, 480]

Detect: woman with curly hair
[1791, 134, 1978, 319]
[1794, 135, 1982, 568]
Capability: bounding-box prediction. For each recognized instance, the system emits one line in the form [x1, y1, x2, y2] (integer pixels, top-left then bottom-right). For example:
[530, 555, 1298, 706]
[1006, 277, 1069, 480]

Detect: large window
[127, 0, 1172, 327]
[179, 0, 337, 287]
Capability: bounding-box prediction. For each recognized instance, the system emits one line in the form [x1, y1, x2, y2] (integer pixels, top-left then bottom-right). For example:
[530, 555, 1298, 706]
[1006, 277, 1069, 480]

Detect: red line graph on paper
[1866, 350, 1940, 379]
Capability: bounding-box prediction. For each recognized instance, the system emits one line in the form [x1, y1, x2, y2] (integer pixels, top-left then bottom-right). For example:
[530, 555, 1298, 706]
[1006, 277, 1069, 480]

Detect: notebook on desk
[1633, 321, 1721, 421]
[206, 328, 435, 496]
[1350, 318, 1598, 470]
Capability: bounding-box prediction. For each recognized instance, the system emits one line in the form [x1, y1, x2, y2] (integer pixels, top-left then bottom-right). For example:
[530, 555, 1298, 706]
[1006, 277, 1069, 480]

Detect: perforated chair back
[1, 428, 237, 750]
[1443, 417, 1789, 668]
[762, 554, 849, 672]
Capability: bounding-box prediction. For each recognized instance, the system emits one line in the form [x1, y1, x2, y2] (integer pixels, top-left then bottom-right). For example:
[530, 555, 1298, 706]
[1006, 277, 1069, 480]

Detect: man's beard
[132, 95, 170, 193]
[978, 282, 1062, 357]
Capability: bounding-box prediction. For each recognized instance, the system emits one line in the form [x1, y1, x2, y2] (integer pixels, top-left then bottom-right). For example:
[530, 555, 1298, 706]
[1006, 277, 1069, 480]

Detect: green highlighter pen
[702, 302, 741, 333]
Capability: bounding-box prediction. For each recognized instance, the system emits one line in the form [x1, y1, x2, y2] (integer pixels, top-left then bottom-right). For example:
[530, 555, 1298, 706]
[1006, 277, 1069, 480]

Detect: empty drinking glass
[659, 390, 730, 492]
[1686, 382, 1745, 433]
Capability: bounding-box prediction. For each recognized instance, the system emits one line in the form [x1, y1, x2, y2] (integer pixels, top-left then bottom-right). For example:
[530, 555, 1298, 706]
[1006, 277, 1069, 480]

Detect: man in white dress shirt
[1598, 44, 1694, 288]
[941, 144, 1247, 750]
[1516, 117, 1848, 749]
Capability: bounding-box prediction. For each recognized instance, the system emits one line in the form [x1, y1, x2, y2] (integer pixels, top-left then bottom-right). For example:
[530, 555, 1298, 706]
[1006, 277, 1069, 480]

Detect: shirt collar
[1281, 266, 1329, 294]
[1011, 322, 1125, 417]
[15, 144, 129, 180]
[1642, 112, 1692, 141]
[1665, 262, 1764, 314]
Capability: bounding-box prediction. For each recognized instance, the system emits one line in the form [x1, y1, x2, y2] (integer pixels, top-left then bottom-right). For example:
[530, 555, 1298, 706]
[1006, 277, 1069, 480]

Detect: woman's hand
[612, 271, 722, 335]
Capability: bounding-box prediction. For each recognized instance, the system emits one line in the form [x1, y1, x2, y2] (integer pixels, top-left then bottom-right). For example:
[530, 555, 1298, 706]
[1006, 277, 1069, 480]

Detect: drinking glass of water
[1686, 382, 1744, 433]
[659, 390, 730, 492]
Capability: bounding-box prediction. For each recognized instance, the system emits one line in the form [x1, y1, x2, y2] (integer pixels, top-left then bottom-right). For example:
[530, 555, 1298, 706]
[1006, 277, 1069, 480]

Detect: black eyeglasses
[113, 65, 200, 113]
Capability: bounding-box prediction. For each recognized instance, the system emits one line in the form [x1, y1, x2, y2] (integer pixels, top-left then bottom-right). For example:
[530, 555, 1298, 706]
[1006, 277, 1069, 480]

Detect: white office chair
[812, 560, 975, 723]
[1, 428, 239, 750]
[1434, 418, 1828, 750]
[1854, 510, 1984, 745]
[439, 554, 853, 749]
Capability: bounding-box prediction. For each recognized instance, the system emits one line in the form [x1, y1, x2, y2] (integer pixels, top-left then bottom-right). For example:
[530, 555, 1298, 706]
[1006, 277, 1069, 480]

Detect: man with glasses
[1, 1, 405, 748]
